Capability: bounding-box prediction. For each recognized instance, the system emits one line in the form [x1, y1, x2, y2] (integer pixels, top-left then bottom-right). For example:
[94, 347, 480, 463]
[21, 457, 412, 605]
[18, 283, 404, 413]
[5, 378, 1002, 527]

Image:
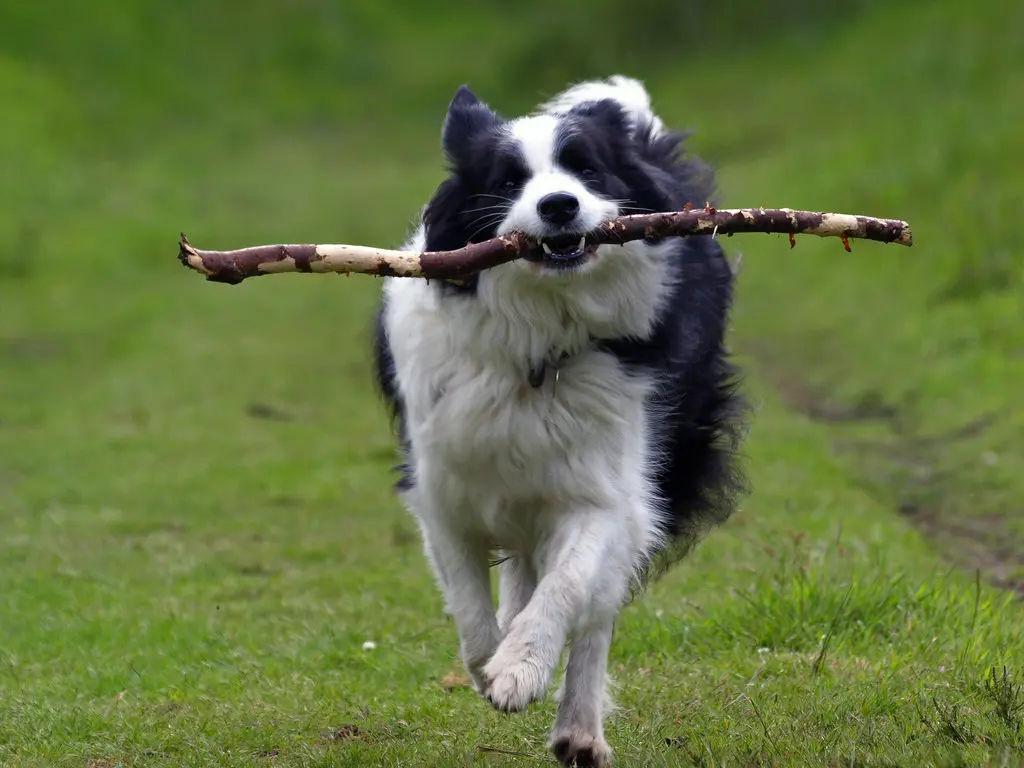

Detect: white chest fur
[382, 270, 662, 546]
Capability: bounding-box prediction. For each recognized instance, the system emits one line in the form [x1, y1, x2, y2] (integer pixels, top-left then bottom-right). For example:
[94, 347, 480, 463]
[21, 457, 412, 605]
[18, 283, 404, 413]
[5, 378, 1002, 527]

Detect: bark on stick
[178, 207, 913, 285]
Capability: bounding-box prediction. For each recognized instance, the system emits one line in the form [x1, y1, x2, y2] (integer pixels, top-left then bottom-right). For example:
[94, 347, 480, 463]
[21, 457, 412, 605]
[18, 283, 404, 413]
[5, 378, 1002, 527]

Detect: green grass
[2, 0, 1024, 765]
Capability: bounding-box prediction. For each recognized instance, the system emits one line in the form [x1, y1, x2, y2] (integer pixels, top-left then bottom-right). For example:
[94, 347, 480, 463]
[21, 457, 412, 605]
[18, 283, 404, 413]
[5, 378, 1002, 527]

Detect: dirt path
[745, 340, 1024, 598]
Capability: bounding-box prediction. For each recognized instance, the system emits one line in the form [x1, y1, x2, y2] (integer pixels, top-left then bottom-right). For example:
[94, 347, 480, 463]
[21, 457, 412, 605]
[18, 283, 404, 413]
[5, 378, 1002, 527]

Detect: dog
[372, 76, 748, 766]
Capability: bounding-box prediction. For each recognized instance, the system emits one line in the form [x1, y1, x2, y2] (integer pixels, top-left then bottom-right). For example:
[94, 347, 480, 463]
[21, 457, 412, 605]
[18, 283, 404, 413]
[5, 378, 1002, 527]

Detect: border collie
[372, 76, 748, 766]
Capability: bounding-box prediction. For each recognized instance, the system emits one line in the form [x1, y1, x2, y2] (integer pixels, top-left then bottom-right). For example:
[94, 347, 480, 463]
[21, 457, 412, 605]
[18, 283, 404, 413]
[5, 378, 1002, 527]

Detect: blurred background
[1, 0, 1023, 762]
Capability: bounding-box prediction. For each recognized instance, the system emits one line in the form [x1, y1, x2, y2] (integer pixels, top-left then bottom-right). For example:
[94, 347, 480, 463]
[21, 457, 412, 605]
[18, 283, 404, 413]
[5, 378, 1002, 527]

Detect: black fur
[372, 86, 748, 561]
[597, 237, 748, 544]
[371, 307, 412, 491]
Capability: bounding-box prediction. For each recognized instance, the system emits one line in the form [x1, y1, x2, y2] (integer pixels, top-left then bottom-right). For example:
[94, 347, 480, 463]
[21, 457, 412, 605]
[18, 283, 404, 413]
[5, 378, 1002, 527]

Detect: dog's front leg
[482, 510, 629, 718]
[420, 521, 500, 693]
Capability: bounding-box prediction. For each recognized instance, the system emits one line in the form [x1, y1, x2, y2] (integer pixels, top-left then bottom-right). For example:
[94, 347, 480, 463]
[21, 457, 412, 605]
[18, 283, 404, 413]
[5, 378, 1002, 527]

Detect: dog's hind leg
[419, 518, 501, 694]
[496, 554, 536, 637]
[549, 618, 615, 768]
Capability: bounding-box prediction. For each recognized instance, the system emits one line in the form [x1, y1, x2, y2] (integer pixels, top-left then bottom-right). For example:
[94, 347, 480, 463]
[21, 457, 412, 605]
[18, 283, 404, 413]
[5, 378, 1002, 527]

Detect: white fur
[500, 115, 618, 249]
[541, 75, 666, 138]
[381, 78, 672, 766]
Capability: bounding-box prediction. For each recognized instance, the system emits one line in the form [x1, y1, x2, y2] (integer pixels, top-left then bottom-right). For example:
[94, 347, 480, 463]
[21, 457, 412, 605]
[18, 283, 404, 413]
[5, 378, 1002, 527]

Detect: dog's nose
[537, 192, 580, 226]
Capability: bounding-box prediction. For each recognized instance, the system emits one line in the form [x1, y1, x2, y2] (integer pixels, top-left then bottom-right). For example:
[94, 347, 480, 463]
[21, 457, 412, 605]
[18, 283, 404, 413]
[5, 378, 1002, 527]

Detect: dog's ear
[442, 85, 501, 164]
[449, 84, 482, 111]
[570, 98, 631, 138]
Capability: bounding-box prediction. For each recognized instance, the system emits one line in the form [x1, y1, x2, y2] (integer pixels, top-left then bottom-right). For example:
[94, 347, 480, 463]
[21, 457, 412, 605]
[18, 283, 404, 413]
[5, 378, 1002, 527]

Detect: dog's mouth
[522, 233, 598, 269]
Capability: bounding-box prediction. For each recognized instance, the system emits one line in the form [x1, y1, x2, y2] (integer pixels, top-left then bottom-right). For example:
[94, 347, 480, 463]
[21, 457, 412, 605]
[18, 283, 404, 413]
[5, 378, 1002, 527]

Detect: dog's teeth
[578, 237, 586, 250]
[541, 242, 552, 254]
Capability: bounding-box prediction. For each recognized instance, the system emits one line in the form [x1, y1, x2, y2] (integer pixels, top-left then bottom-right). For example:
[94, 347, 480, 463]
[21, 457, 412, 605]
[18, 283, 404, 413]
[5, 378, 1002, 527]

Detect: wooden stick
[178, 207, 913, 285]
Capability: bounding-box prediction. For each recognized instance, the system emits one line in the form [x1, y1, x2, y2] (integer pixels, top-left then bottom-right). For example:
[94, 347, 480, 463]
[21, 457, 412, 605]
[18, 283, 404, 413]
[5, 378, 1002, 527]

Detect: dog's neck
[527, 347, 577, 388]
[429, 242, 674, 389]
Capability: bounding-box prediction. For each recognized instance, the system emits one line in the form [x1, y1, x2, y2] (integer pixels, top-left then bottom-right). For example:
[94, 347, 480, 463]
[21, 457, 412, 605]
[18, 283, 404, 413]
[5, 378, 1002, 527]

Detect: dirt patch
[325, 724, 362, 742]
[2, 335, 63, 362]
[745, 340, 1024, 597]
[441, 671, 473, 691]
[245, 402, 293, 422]
[898, 505, 1024, 596]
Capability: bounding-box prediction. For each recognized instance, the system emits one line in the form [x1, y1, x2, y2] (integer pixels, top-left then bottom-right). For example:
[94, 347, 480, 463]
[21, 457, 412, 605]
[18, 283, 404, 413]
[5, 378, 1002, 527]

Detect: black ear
[449, 84, 482, 110]
[441, 85, 501, 164]
[569, 98, 631, 137]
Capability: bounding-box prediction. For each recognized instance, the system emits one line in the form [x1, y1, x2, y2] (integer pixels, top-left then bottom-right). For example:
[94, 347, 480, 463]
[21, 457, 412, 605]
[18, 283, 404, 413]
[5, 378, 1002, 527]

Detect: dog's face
[423, 86, 681, 277]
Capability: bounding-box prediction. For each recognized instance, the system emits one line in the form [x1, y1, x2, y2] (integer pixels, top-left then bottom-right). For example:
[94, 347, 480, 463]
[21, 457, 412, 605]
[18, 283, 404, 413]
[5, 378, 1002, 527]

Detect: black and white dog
[373, 76, 747, 766]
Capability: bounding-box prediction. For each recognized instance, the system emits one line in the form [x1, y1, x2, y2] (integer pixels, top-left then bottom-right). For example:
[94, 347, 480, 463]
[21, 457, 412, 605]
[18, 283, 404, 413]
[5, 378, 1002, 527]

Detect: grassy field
[2, 1, 1024, 765]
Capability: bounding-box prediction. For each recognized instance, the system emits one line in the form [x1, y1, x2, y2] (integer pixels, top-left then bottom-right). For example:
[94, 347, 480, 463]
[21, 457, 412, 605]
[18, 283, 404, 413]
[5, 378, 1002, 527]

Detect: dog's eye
[498, 167, 526, 191]
[559, 148, 598, 180]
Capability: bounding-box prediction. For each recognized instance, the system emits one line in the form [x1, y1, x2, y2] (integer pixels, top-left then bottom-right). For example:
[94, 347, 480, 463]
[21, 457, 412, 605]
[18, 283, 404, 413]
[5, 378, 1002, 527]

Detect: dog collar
[528, 356, 567, 388]
[528, 342, 594, 389]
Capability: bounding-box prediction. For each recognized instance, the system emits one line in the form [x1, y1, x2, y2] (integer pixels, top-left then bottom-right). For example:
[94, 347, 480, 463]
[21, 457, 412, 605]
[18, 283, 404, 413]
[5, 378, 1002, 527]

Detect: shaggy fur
[371, 76, 748, 766]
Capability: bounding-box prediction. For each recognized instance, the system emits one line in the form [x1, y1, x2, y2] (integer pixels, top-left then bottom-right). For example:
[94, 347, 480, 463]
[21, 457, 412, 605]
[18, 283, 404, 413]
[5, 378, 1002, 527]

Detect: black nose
[537, 192, 580, 226]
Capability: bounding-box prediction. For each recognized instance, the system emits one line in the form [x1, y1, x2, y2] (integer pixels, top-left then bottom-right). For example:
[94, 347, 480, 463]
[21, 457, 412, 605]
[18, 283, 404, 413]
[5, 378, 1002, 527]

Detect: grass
[2, 0, 1024, 765]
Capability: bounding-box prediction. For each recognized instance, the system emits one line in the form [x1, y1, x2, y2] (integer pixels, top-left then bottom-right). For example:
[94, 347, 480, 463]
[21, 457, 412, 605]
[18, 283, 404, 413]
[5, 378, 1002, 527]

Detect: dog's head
[422, 84, 697, 279]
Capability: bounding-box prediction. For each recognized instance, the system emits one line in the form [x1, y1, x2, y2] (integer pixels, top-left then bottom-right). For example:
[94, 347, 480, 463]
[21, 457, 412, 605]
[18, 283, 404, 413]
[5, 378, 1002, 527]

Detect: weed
[984, 666, 1024, 735]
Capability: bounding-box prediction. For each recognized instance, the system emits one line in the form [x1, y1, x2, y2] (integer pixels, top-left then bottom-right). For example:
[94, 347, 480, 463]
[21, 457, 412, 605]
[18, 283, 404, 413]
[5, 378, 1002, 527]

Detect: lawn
[2, 1, 1023, 766]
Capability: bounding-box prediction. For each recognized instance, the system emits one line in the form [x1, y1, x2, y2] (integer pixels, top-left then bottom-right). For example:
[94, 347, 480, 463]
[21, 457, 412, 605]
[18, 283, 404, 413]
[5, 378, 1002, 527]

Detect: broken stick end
[177, 232, 244, 283]
[178, 232, 203, 271]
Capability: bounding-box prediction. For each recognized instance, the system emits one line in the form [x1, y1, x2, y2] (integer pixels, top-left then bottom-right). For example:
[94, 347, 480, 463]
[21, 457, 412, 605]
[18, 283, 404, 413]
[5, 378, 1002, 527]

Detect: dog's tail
[539, 75, 666, 138]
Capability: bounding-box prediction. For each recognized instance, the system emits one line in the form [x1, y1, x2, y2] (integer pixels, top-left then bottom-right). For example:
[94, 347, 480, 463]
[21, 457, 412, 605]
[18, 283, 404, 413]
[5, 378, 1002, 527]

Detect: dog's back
[371, 76, 747, 766]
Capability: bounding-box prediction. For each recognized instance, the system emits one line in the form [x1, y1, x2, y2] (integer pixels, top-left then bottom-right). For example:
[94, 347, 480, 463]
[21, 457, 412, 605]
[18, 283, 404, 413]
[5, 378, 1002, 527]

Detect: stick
[178, 207, 913, 285]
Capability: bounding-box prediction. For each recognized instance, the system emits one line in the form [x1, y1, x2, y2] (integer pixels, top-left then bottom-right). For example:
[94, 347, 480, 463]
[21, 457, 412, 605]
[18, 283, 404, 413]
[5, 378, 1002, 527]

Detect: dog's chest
[415, 349, 650, 501]
[383, 277, 659, 509]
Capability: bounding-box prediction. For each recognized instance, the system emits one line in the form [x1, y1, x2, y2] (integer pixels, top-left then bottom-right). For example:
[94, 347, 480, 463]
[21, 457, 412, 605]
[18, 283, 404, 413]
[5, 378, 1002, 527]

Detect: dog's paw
[483, 654, 549, 713]
[549, 730, 612, 767]
[464, 668, 487, 696]
[460, 634, 501, 698]
[463, 652, 496, 698]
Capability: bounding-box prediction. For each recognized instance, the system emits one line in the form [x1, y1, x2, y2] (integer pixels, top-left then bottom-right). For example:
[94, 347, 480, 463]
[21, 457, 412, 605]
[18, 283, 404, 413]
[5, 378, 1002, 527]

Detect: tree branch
[178, 207, 913, 285]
